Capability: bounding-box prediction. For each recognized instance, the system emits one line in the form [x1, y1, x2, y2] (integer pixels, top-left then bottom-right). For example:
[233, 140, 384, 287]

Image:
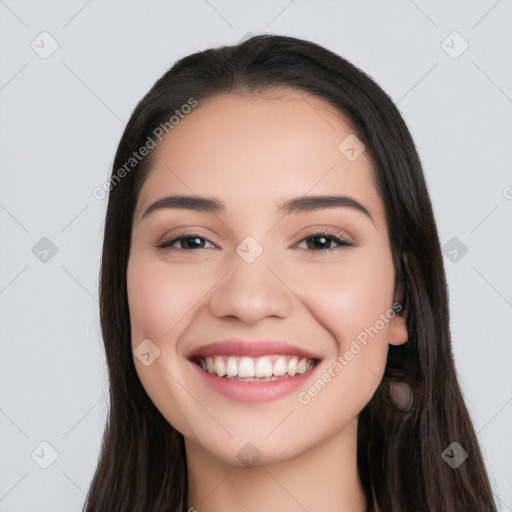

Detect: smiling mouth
[191, 354, 318, 382]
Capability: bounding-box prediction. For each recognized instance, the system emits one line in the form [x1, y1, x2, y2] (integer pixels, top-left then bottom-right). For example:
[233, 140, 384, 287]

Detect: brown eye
[156, 234, 215, 250]
[297, 232, 354, 254]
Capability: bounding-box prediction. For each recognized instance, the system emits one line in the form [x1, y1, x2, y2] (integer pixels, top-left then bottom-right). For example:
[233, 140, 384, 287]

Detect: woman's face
[127, 89, 407, 467]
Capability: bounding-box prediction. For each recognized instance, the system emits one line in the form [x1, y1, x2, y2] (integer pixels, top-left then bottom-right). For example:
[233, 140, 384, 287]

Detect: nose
[208, 246, 294, 325]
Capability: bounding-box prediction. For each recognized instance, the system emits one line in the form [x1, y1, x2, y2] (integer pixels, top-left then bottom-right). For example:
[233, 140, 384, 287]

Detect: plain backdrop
[1, 1, 511, 511]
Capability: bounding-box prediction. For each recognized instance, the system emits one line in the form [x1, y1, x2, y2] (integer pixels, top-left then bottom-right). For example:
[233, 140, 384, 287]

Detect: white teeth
[238, 357, 255, 377]
[255, 357, 273, 377]
[226, 356, 238, 377]
[196, 354, 315, 379]
[273, 356, 287, 376]
[287, 357, 297, 376]
[296, 358, 307, 374]
[214, 357, 226, 377]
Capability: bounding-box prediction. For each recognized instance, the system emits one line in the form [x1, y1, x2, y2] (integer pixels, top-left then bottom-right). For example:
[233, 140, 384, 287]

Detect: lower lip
[189, 360, 319, 403]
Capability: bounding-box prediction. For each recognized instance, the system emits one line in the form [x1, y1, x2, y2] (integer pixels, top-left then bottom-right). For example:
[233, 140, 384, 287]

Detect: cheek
[293, 249, 395, 411]
[126, 256, 200, 436]
[127, 257, 200, 342]
[294, 248, 395, 346]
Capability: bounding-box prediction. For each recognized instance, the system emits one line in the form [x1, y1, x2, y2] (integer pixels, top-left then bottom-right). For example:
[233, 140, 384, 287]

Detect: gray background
[1, 1, 511, 510]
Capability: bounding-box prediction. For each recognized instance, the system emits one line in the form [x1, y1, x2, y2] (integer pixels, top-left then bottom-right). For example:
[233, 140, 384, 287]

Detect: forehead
[135, 89, 381, 223]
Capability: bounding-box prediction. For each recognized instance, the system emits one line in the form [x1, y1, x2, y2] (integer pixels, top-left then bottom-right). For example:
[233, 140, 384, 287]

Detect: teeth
[213, 357, 226, 377]
[255, 357, 273, 377]
[196, 354, 315, 379]
[238, 357, 254, 377]
[226, 356, 238, 377]
[273, 356, 287, 376]
[287, 357, 297, 376]
[296, 358, 307, 374]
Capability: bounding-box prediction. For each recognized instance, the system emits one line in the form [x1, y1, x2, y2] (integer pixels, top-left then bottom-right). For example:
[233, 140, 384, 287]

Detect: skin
[126, 88, 408, 512]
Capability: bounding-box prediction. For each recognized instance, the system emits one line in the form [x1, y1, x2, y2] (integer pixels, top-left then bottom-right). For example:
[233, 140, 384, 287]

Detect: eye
[156, 233, 216, 250]
[296, 231, 354, 254]
[156, 230, 354, 254]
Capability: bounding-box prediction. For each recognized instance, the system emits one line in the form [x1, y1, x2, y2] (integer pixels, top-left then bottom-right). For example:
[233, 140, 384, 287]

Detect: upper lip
[186, 339, 322, 361]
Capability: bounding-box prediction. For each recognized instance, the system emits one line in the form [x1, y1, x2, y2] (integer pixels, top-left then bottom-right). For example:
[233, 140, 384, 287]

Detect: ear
[388, 254, 409, 347]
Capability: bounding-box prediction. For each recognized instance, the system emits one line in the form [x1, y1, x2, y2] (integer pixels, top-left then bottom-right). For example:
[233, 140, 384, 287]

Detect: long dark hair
[83, 34, 497, 511]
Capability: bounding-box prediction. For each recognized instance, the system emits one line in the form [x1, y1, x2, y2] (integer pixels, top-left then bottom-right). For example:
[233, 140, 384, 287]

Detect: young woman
[83, 34, 497, 511]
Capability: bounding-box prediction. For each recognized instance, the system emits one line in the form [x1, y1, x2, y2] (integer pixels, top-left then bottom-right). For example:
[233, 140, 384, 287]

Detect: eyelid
[156, 229, 219, 249]
[156, 225, 356, 251]
[292, 229, 355, 255]
[296, 225, 355, 244]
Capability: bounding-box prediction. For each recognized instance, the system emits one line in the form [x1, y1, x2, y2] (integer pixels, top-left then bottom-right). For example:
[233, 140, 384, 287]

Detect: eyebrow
[138, 194, 374, 223]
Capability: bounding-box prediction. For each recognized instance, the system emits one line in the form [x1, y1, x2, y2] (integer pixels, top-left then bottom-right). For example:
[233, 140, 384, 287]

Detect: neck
[185, 417, 367, 512]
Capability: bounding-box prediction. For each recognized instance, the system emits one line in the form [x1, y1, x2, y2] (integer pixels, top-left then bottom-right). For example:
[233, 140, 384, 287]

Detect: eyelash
[155, 230, 355, 255]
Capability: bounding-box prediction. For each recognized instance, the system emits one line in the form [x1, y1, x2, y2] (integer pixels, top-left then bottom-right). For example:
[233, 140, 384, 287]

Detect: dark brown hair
[83, 34, 497, 511]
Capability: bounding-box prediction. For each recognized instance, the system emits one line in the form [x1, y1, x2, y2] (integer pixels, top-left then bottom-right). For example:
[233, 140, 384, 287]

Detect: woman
[83, 34, 497, 511]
